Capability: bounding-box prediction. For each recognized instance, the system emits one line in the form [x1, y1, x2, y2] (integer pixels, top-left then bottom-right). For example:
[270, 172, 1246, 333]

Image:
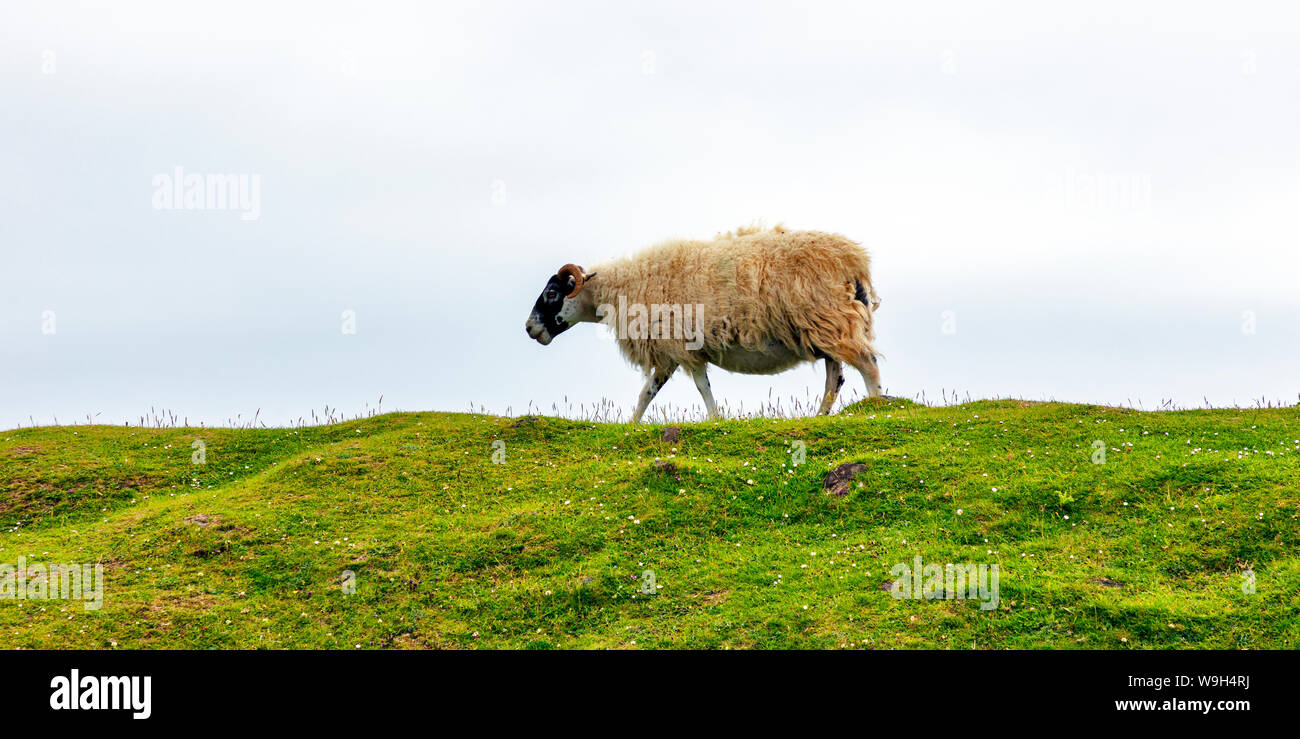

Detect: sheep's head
[525, 264, 596, 345]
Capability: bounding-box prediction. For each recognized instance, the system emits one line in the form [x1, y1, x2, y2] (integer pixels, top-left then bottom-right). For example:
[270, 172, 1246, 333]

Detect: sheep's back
[592, 228, 873, 367]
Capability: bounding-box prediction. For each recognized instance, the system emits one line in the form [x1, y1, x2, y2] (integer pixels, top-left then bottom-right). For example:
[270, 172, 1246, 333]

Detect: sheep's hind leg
[631, 364, 677, 423]
[818, 358, 844, 415]
[688, 365, 720, 420]
[847, 351, 883, 398]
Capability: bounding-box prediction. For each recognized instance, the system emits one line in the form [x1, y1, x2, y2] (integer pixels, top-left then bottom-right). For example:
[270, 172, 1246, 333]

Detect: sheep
[525, 224, 883, 422]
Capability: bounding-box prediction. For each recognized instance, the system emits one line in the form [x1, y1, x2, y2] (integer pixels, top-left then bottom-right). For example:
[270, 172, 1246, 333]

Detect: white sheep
[525, 225, 883, 421]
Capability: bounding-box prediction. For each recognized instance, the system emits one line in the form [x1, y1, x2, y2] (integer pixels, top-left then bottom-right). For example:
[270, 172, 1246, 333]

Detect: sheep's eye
[544, 288, 559, 302]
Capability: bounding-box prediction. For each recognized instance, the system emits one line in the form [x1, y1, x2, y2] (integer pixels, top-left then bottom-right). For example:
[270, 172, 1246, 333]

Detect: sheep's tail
[852, 276, 884, 360]
[853, 277, 881, 314]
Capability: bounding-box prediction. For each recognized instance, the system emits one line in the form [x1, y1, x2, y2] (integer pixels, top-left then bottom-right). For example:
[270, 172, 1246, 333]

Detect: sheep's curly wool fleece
[586, 224, 880, 372]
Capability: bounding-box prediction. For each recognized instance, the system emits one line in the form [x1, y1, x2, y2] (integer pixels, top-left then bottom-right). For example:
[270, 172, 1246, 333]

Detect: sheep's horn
[557, 263, 587, 298]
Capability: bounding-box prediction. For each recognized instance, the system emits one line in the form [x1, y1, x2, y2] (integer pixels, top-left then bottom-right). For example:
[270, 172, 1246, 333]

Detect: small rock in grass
[823, 462, 867, 496]
[661, 426, 682, 443]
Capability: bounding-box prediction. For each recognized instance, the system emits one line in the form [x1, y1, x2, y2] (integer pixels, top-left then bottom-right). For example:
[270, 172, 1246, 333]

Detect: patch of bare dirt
[696, 591, 729, 606]
[824, 462, 867, 496]
[185, 513, 220, 527]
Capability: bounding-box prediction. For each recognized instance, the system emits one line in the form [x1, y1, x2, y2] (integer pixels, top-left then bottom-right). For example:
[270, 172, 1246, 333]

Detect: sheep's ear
[584, 271, 597, 281]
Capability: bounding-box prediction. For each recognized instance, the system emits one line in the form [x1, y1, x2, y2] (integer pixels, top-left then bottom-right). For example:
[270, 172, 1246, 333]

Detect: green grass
[1, 398, 1297, 649]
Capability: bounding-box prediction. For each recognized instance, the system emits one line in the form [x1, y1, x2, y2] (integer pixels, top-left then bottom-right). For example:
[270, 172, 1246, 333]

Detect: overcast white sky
[2, 0, 1298, 428]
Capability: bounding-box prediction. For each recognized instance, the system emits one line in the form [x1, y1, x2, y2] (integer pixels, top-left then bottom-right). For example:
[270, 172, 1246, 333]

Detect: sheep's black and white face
[525, 271, 581, 345]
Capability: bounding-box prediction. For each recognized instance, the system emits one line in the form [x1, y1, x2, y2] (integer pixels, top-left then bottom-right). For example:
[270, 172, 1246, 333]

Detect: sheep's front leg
[631, 364, 677, 423]
[818, 358, 844, 415]
[689, 365, 719, 420]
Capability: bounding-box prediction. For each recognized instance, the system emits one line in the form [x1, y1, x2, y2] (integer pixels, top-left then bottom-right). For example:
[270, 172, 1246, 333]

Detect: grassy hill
[1, 398, 1296, 649]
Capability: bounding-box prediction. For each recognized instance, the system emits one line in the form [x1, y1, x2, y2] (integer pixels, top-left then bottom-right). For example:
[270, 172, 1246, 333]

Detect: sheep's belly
[708, 343, 807, 375]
